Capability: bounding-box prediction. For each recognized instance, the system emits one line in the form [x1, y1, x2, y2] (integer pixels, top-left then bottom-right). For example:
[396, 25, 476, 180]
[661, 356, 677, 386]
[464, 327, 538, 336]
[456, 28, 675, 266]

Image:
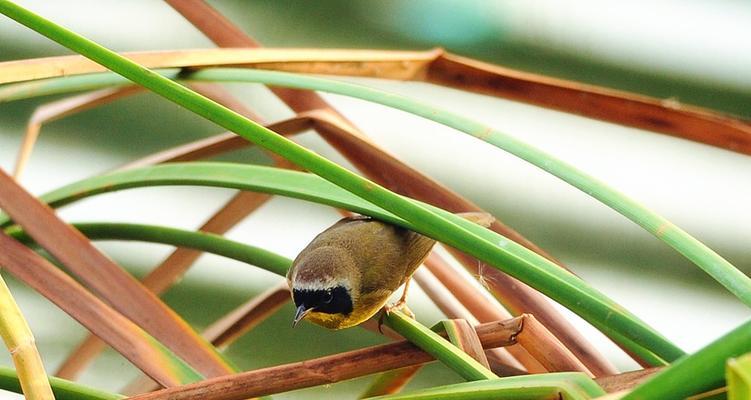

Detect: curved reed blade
[0, 231, 201, 386]
[366, 372, 605, 400]
[56, 116, 307, 379]
[13, 86, 142, 180]
[0, 274, 54, 399]
[55, 216, 291, 379]
[204, 282, 290, 349]
[6, 162, 681, 363]
[126, 318, 522, 400]
[0, 168, 233, 378]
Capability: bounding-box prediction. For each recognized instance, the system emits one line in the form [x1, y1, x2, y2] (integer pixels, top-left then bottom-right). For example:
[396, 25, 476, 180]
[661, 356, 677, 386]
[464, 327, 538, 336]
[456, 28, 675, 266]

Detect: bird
[286, 212, 493, 329]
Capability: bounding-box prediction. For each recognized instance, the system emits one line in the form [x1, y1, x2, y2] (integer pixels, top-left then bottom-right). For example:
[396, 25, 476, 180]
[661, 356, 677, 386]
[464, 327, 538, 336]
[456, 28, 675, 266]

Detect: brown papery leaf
[0, 231, 184, 387]
[0, 169, 233, 378]
[1, 47, 748, 154]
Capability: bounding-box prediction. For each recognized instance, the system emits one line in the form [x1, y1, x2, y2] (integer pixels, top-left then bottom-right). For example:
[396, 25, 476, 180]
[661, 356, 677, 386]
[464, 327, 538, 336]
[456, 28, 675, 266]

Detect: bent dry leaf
[0, 231, 202, 386]
[0, 168, 233, 378]
[1, 47, 748, 155]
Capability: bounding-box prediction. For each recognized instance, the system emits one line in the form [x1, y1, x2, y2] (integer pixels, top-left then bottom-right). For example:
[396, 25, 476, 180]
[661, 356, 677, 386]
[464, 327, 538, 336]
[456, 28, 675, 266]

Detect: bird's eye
[323, 290, 333, 303]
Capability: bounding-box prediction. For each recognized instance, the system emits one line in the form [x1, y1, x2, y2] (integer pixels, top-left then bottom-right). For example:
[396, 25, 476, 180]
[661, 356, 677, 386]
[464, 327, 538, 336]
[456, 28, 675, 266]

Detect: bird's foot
[377, 301, 415, 333]
[384, 300, 415, 318]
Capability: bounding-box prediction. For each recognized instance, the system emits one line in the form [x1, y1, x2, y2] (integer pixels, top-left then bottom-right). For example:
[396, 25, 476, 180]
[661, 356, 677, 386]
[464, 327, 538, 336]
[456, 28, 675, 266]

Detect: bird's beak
[292, 305, 312, 328]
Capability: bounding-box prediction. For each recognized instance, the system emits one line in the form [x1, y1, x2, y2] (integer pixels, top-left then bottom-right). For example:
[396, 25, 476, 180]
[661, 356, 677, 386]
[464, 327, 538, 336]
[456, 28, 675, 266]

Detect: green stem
[0, 162, 680, 364]
[384, 311, 496, 381]
[0, 366, 123, 400]
[6, 222, 291, 277]
[625, 319, 751, 400]
[367, 372, 605, 400]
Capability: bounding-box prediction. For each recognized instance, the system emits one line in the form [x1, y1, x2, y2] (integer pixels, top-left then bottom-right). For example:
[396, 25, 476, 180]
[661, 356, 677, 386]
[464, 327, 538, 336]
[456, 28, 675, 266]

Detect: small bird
[287, 212, 493, 329]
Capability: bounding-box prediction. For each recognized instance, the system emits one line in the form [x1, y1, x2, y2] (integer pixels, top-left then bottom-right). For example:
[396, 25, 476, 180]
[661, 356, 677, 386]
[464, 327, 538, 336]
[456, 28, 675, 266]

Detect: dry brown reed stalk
[203, 282, 290, 349]
[0, 230, 186, 387]
[0, 169, 233, 378]
[425, 53, 751, 155]
[13, 86, 143, 179]
[0, 48, 437, 85]
[120, 282, 291, 396]
[515, 314, 594, 377]
[359, 366, 423, 398]
[118, 114, 314, 170]
[127, 317, 524, 400]
[2, 48, 749, 154]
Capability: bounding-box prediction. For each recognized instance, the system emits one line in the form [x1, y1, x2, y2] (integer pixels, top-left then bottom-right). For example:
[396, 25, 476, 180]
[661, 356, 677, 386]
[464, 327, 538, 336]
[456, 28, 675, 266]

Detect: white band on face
[293, 277, 351, 292]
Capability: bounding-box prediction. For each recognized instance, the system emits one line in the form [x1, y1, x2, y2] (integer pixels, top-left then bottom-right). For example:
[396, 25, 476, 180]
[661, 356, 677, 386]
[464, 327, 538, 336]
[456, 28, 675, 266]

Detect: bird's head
[287, 245, 359, 327]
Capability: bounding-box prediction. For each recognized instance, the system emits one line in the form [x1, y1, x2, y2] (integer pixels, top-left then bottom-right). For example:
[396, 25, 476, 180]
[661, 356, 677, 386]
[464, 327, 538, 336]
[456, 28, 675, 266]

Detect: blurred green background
[0, 1, 750, 398]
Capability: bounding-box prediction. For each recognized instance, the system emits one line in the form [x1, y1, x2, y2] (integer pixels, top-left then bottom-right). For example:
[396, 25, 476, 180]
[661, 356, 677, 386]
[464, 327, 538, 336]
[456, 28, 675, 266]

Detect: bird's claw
[377, 301, 415, 333]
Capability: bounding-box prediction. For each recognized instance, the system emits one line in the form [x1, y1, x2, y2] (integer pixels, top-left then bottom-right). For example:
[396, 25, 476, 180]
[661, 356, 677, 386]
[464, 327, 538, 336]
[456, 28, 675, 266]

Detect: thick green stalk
[625, 319, 751, 400]
[6, 222, 291, 277]
[0, 1, 682, 362]
[367, 372, 605, 400]
[383, 311, 496, 381]
[0, 366, 123, 400]
[0, 162, 679, 364]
